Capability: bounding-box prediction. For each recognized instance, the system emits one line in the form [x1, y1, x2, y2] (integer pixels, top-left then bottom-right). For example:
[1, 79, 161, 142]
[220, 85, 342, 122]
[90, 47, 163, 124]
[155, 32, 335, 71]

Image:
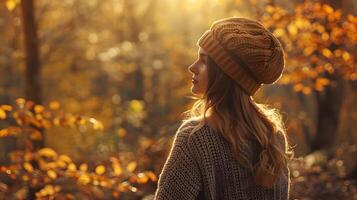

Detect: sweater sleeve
[154, 122, 202, 200]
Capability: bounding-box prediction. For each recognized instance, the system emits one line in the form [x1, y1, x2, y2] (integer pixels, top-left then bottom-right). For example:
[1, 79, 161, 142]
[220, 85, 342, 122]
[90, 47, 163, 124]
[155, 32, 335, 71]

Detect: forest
[0, 0, 356, 199]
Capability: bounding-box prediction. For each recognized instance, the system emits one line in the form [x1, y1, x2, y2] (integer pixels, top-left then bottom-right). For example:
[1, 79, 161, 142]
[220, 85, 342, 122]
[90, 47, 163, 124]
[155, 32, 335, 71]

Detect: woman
[154, 17, 294, 200]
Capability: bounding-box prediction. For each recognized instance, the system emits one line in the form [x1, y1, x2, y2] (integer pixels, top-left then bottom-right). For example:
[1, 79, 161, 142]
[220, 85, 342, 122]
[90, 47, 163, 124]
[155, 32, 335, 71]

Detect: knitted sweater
[154, 121, 290, 200]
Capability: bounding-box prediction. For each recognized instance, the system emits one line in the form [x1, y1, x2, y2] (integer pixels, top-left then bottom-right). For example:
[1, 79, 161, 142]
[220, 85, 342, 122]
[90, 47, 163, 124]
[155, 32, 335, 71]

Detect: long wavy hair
[182, 56, 294, 188]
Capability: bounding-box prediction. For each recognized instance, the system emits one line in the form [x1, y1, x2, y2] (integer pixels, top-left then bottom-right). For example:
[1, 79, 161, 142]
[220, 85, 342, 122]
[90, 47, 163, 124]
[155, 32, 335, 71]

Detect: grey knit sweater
[154, 121, 290, 200]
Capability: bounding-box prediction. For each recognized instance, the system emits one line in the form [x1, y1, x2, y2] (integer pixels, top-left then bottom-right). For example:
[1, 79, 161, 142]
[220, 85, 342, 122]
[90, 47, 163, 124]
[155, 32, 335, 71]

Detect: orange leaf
[67, 163, 77, 172]
[137, 172, 149, 184]
[302, 87, 312, 95]
[78, 174, 91, 185]
[293, 83, 304, 92]
[79, 163, 88, 172]
[29, 130, 42, 140]
[23, 162, 34, 172]
[0, 105, 12, 111]
[322, 4, 334, 14]
[95, 165, 106, 175]
[34, 105, 45, 113]
[322, 48, 332, 58]
[126, 161, 137, 173]
[38, 148, 58, 159]
[113, 163, 123, 176]
[0, 109, 6, 120]
[49, 101, 60, 110]
[146, 171, 158, 182]
[47, 170, 57, 179]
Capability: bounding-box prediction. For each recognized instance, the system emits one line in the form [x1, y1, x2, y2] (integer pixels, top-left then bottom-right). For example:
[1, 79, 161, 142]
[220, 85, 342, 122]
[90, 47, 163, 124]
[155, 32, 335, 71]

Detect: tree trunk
[310, 72, 346, 151]
[21, 0, 42, 105]
[20, 1, 44, 199]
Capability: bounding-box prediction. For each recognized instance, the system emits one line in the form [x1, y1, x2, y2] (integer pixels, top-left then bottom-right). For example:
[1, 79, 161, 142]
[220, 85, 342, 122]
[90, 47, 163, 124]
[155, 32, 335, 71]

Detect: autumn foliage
[0, 0, 356, 199]
[0, 98, 158, 199]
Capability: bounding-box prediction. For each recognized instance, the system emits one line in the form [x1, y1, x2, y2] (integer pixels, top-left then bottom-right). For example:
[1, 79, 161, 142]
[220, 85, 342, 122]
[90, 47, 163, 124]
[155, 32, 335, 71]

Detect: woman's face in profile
[188, 47, 209, 97]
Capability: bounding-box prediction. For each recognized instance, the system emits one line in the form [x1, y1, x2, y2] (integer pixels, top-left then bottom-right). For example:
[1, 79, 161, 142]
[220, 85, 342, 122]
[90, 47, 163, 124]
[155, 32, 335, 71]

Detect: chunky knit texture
[154, 121, 290, 200]
[197, 17, 285, 96]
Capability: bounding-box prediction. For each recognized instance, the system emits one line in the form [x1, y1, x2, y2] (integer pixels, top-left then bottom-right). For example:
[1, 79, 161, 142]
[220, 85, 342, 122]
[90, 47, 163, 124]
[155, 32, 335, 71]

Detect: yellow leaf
[321, 33, 329, 41]
[53, 117, 61, 126]
[30, 130, 42, 140]
[34, 105, 45, 113]
[273, 28, 285, 37]
[67, 163, 77, 172]
[126, 161, 137, 173]
[47, 170, 57, 179]
[78, 117, 86, 125]
[1, 126, 21, 137]
[265, 5, 274, 13]
[93, 121, 104, 131]
[59, 155, 72, 163]
[293, 83, 304, 92]
[302, 87, 312, 95]
[78, 174, 91, 185]
[23, 162, 34, 172]
[322, 4, 334, 14]
[137, 172, 149, 184]
[22, 175, 29, 181]
[16, 98, 26, 106]
[45, 162, 57, 170]
[0, 109, 6, 120]
[334, 49, 342, 57]
[24, 152, 33, 161]
[38, 148, 58, 159]
[56, 160, 67, 168]
[6, 0, 19, 11]
[317, 78, 330, 85]
[113, 163, 123, 176]
[342, 52, 350, 61]
[129, 100, 144, 113]
[129, 186, 138, 192]
[287, 24, 298, 36]
[303, 46, 316, 56]
[42, 119, 52, 129]
[95, 165, 106, 175]
[146, 171, 158, 182]
[116, 128, 127, 138]
[322, 48, 332, 58]
[0, 105, 12, 111]
[79, 163, 88, 172]
[118, 181, 130, 192]
[49, 101, 60, 110]
[0, 129, 9, 137]
[37, 184, 58, 197]
[279, 76, 290, 85]
[89, 118, 104, 131]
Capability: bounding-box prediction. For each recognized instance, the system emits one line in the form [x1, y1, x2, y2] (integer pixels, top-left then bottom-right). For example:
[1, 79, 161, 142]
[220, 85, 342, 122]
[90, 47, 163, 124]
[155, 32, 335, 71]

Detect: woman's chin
[191, 86, 203, 96]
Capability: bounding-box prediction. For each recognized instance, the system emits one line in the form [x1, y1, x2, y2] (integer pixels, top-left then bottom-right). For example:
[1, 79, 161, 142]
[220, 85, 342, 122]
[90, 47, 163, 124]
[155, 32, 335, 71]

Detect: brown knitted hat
[197, 17, 285, 96]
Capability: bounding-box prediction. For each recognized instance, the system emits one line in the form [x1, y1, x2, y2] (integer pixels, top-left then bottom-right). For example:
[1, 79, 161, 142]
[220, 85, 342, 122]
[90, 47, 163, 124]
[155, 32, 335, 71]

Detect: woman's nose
[188, 62, 197, 74]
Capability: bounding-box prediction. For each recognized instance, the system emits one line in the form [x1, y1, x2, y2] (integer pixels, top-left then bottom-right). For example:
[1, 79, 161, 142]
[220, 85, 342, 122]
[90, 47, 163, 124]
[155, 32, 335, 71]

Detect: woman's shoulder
[175, 119, 214, 142]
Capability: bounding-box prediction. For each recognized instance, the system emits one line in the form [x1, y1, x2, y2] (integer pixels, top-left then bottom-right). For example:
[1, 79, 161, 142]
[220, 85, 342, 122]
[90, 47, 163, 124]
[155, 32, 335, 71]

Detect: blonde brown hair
[183, 56, 294, 188]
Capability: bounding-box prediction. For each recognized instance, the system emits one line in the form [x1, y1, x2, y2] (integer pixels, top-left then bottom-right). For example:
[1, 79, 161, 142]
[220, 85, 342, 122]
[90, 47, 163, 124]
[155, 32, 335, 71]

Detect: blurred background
[0, 0, 356, 199]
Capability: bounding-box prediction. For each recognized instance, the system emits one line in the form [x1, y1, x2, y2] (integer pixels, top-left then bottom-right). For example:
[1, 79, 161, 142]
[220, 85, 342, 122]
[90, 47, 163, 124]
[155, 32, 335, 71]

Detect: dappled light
[0, 0, 356, 199]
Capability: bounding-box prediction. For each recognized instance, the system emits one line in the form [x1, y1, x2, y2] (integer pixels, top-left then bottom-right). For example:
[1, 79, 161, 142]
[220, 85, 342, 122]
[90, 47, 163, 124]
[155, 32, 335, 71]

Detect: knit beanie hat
[197, 17, 285, 96]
